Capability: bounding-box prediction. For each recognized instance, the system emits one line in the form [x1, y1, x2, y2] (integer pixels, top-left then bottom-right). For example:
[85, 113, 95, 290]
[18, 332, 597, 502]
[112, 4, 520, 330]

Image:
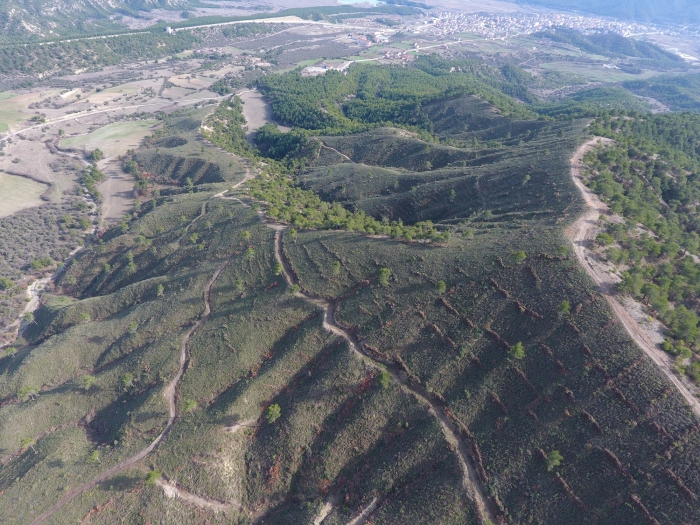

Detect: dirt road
[567, 138, 700, 418]
[156, 477, 240, 513]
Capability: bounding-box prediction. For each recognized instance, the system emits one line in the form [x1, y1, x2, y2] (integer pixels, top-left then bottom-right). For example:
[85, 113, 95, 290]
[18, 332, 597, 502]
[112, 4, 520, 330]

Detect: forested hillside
[0, 0, 189, 38]
[534, 29, 685, 71]
[584, 113, 700, 373]
[624, 74, 700, 113]
[0, 31, 198, 76]
[255, 56, 535, 135]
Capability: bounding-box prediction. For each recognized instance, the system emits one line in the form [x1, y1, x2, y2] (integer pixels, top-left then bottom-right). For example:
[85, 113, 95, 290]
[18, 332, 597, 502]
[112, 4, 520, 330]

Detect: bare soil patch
[97, 160, 135, 225]
[239, 90, 290, 142]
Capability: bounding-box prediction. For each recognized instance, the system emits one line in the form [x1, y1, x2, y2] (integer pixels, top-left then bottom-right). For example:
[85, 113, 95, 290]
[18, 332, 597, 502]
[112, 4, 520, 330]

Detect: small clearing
[0, 172, 48, 217]
[239, 90, 290, 143]
[97, 161, 135, 225]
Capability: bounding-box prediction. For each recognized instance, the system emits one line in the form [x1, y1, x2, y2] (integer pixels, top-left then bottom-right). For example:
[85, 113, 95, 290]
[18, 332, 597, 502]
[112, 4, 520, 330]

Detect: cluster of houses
[350, 33, 390, 47]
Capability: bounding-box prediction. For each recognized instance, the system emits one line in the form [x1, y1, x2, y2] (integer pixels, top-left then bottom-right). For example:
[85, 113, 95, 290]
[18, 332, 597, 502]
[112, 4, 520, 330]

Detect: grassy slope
[21, 190, 476, 524]
[0, 126, 478, 524]
[0, 172, 48, 217]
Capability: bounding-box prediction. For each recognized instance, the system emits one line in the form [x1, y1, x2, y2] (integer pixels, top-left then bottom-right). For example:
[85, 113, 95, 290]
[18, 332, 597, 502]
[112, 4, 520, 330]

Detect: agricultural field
[539, 62, 662, 83]
[59, 120, 157, 158]
[0, 172, 48, 217]
[0, 90, 56, 133]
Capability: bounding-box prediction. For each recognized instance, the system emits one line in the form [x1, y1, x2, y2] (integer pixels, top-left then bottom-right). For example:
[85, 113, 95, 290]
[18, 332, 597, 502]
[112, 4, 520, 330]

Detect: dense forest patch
[584, 113, 700, 369]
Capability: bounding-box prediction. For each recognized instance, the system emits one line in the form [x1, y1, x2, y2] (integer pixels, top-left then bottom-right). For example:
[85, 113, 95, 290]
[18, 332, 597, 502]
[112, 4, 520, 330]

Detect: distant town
[420, 11, 679, 40]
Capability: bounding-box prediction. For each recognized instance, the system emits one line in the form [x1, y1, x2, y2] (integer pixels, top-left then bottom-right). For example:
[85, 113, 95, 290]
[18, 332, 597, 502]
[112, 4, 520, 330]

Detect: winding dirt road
[270, 229, 497, 525]
[29, 253, 231, 525]
[319, 142, 354, 163]
[567, 138, 700, 418]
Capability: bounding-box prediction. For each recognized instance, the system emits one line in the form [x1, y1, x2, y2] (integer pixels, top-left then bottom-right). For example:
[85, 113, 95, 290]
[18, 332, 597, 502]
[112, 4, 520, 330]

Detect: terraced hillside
[3, 69, 700, 525]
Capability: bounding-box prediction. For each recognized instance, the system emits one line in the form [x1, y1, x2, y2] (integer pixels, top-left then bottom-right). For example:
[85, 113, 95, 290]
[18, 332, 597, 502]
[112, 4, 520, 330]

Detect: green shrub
[182, 399, 198, 412]
[144, 470, 162, 486]
[509, 341, 525, 360]
[511, 250, 526, 264]
[121, 372, 134, 389]
[378, 370, 392, 389]
[87, 450, 100, 464]
[81, 375, 96, 391]
[378, 267, 392, 287]
[546, 450, 563, 471]
[17, 385, 38, 402]
[30, 257, 52, 270]
[266, 404, 281, 424]
[595, 233, 614, 246]
[557, 300, 571, 317]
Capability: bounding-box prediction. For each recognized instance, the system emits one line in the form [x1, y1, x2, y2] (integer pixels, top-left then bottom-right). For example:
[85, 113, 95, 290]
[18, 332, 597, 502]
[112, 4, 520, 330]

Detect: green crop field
[0, 90, 57, 133]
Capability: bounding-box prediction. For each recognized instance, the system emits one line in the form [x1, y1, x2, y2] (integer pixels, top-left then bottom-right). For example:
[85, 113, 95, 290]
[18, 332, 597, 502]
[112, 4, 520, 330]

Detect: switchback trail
[29, 256, 231, 525]
[567, 138, 700, 418]
[270, 228, 498, 525]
